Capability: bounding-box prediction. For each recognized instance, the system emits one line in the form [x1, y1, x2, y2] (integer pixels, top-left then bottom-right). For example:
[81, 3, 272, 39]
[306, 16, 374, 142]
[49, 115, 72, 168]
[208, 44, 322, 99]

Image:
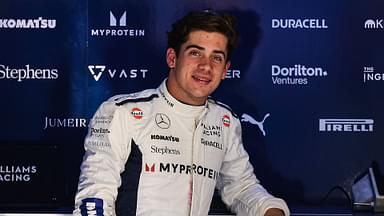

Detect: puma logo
[241, 113, 270, 136]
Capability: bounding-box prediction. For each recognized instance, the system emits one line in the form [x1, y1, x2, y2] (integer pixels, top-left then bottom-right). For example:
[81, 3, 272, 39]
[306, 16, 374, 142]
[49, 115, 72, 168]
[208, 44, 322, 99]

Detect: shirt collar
[158, 79, 207, 117]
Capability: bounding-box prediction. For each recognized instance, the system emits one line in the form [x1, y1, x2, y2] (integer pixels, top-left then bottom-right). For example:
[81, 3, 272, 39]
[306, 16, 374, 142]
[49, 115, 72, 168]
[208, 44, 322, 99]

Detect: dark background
[0, 0, 383, 213]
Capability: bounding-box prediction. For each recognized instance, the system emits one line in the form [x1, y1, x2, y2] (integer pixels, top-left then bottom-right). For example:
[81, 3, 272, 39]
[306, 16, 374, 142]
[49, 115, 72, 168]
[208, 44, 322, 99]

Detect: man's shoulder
[207, 98, 238, 119]
[107, 88, 159, 107]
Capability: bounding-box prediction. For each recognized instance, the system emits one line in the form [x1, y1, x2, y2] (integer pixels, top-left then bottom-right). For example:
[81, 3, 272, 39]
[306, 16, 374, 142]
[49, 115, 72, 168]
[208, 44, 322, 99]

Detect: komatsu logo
[0, 17, 56, 29]
[319, 119, 374, 132]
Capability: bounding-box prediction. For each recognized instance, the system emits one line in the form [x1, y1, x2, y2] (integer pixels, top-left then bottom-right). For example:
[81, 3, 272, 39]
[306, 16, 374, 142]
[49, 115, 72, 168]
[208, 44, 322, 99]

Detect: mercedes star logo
[155, 113, 171, 129]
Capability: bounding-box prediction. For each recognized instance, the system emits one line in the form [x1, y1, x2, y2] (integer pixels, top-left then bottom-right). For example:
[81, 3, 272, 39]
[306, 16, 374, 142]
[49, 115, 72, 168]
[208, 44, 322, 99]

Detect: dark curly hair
[167, 10, 238, 62]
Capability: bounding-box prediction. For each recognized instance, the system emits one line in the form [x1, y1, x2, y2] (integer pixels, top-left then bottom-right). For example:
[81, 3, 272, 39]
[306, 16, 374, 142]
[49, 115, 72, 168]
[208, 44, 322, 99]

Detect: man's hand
[265, 208, 285, 216]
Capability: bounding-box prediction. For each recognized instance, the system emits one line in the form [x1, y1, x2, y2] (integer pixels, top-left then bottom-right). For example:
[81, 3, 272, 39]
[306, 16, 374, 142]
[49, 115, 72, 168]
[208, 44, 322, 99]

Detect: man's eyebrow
[185, 44, 204, 51]
[185, 44, 227, 59]
[213, 50, 226, 59]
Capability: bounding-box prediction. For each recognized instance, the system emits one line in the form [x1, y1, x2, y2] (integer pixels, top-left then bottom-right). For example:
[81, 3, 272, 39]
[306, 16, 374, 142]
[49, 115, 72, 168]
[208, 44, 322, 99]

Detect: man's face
[166, 30, 230, 106]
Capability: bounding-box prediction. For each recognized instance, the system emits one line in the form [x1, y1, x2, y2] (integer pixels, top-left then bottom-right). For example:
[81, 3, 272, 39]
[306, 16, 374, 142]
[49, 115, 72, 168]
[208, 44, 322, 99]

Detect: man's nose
[197, 57, 211, 71]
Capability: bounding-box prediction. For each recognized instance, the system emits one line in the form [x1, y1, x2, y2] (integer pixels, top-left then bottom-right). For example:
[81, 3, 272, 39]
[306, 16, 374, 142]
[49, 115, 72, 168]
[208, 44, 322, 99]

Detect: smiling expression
[166, 30, 230, 106]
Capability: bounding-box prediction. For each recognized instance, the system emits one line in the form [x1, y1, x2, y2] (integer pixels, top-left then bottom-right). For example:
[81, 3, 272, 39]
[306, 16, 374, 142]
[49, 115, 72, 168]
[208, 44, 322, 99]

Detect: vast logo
[88, 65, 148, 81]
[271, 64, 328, 85]
[319, 119, 374, 132]
[0, 17, 56, 29]
[0, 165, 37, 182]
[363, 66, 384, 82]
[364, 19, 383, 29]
[0, 64, 58, 82]
[88, 65, 105, 81]
[272, 18, 328, 29]
[90, 10, 145, 37]
[241, 113, 270, 136]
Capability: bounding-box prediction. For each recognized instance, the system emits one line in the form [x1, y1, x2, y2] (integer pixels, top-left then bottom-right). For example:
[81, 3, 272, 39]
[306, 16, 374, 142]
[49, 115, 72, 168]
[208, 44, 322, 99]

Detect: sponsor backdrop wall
[1, 0, 383, 212]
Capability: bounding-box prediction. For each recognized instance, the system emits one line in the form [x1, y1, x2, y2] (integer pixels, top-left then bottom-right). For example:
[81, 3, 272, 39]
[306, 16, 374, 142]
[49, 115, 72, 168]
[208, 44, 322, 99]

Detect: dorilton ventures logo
[319, 119, 374, 132]
[88, 65, 148, 81]
[271, 64, 328, 85]
[0, 17, 56, 29]
[0, 64, 58, 82]
[364, 19, 383, 29]
[272, 18, 328, 29]
[91, 10, 145, 37]
[363, 66, 384, 82]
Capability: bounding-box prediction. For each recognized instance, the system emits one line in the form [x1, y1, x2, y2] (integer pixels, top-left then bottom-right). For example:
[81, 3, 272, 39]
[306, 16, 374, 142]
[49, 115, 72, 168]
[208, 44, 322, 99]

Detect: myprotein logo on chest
[144, 162, 218, 180]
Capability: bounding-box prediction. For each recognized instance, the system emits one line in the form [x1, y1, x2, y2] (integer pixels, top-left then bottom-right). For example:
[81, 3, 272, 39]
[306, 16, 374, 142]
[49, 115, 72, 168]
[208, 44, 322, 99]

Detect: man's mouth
[192, 75, 211, 84]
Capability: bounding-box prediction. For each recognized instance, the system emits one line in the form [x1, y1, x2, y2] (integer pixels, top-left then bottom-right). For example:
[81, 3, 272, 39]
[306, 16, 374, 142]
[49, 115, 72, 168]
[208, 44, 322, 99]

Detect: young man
[73, 10, 289, 216]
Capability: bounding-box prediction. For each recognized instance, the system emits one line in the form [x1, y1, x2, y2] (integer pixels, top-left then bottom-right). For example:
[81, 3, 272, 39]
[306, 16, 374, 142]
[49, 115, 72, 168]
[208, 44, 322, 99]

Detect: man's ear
[222, 61, 231, 80]
[166, 48, 177, 69]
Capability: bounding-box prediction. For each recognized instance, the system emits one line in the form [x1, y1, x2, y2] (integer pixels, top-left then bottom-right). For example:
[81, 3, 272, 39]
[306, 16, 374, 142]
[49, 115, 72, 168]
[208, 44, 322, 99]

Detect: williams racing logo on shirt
[201, 123, 222, 137]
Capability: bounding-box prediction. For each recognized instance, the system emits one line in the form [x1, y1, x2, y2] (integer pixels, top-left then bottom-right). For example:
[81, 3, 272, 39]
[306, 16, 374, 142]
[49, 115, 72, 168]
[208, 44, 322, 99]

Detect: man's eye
[212, 56, 223, 63]
[190, 50, 201, 56]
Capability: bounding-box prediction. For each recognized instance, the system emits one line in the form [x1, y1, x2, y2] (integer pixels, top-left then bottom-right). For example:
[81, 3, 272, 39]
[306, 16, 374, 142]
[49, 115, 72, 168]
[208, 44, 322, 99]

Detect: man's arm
[216, 117, 289, 216]
[73, 101, 131, 216]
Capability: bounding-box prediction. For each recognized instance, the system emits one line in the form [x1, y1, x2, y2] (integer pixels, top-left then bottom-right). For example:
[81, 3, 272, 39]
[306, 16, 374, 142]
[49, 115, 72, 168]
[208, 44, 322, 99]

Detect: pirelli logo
[319, 119, 374, 132]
